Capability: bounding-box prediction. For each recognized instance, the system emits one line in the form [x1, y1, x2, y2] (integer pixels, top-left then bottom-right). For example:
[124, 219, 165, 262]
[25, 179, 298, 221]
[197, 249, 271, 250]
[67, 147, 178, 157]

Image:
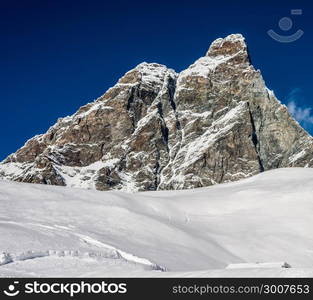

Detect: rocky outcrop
[1, 34, 312, 191]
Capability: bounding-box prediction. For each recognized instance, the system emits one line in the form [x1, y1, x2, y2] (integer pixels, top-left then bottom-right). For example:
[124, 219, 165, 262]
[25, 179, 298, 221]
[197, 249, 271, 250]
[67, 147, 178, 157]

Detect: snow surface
[289, 150, 307, 164]
[1, 168, 313, 277]
[178, 52, 242, 79]
[55, 160, 119, 189]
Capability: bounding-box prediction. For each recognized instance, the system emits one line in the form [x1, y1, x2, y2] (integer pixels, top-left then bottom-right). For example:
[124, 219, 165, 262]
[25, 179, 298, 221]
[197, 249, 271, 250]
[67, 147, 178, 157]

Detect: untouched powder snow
[0, 168, 313, 277]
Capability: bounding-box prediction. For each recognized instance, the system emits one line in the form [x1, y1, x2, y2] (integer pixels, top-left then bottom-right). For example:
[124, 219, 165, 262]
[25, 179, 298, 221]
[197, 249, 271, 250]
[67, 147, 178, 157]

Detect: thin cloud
[286, 89, 313, 128]
[287, 101, 313, 124]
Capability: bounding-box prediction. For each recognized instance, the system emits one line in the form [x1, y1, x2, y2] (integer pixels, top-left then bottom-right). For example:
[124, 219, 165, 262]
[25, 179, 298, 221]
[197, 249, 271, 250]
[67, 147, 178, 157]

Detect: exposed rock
[1, 34, 312, 191]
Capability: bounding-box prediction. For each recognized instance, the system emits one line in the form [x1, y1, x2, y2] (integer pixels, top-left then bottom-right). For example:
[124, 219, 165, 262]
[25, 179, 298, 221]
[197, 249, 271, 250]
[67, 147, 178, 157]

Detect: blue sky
[0, 0, 312, 160]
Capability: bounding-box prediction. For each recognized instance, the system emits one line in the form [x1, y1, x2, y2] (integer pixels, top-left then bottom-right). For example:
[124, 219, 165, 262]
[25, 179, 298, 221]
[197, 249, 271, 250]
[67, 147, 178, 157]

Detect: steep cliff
[1, 34, 312, 191]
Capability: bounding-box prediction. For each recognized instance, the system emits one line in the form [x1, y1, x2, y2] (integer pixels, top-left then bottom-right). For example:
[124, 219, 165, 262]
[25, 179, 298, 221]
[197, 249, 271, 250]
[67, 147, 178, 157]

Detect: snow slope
[0, 168, 313, 277]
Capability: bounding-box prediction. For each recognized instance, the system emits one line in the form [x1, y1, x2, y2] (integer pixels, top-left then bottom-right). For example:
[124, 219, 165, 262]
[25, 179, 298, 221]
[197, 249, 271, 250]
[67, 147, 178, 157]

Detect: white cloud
[286, 88, 313, 128]
[287, 101, 313, 124]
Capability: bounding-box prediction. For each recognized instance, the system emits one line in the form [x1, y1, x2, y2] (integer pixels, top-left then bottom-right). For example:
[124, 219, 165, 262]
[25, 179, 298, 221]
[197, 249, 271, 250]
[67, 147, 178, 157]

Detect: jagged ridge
[1, 34, 313, 191]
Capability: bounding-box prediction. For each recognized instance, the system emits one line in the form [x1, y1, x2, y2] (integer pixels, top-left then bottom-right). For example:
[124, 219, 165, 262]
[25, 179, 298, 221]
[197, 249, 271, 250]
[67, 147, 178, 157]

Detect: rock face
[1, 34, 313, 191]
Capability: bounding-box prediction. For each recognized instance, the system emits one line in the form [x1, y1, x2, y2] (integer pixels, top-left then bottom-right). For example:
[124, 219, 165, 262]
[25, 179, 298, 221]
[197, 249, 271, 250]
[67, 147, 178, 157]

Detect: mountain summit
[1, 34, 312, 191]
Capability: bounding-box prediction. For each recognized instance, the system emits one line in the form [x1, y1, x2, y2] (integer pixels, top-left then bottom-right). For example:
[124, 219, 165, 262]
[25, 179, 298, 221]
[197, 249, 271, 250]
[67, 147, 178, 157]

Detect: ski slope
[0, 168, 313, 277]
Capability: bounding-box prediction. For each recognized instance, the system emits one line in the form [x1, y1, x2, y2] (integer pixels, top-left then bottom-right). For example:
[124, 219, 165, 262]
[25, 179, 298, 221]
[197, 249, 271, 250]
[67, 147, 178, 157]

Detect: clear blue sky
[1, 0, 312, 161]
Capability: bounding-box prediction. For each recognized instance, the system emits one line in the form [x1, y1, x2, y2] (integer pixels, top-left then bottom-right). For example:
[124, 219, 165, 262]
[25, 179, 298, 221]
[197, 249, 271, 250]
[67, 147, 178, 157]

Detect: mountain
[1, 168, 313, 277]
[1, 34, 312, 191]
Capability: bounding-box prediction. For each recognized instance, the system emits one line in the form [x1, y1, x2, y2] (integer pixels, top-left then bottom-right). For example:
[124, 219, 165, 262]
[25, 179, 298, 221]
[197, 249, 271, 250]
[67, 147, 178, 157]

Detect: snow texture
[1, 168, 313, 277]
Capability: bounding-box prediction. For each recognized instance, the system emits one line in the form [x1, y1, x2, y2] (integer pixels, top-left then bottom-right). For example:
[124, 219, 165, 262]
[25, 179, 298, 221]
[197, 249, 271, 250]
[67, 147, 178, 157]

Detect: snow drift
[0, 168, 313, 277]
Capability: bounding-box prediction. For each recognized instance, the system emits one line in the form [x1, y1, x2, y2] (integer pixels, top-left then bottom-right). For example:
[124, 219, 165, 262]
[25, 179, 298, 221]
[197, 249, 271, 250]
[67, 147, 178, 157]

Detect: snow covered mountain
[1, 168, 313, 277]
[1, 34, 313, 191]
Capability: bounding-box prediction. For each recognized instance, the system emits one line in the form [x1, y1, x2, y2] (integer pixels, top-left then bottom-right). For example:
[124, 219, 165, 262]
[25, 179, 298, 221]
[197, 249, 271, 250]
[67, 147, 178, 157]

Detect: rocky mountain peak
[1, 34, 312, 191]
[206, 33, 250, 64]
[118, 62, 176, 89]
